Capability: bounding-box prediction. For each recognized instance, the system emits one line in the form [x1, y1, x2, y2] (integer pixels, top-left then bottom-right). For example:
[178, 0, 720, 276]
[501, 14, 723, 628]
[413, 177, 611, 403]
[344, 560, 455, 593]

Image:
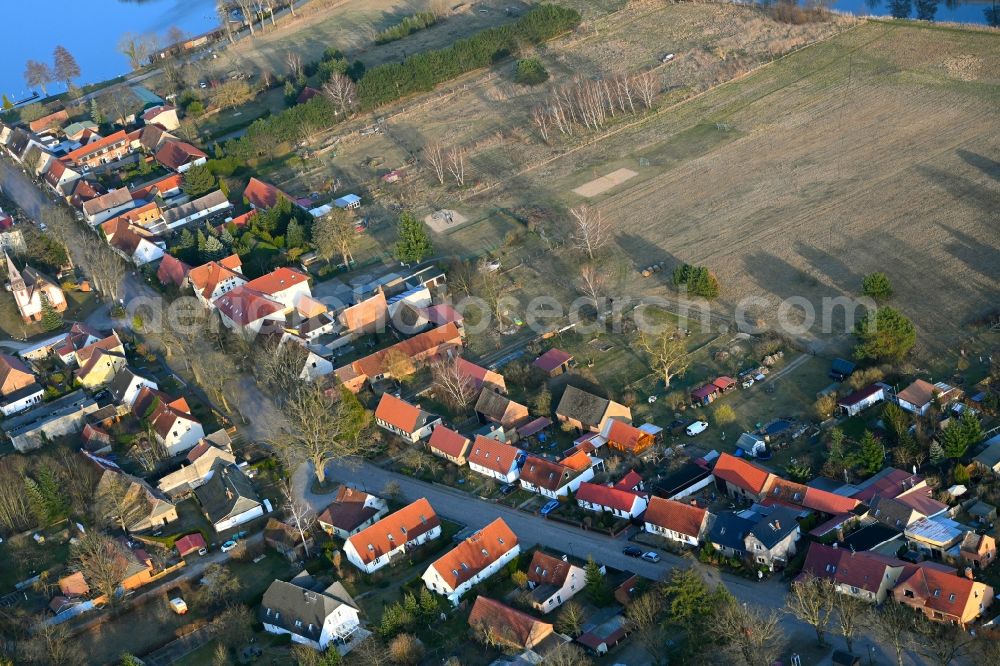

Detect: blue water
[3, 0, 219, 101]
[829, 0, 999, 24]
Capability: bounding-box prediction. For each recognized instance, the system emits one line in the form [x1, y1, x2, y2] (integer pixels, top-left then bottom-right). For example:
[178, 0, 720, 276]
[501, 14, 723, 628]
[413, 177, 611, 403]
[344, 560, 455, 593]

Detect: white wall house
[373, 393, 441, 443]
[575, 482, 648, 519]
[156, 412, 206, 456]
[422, 518, 519, 606]
[0, 384, 44, 417]
[518, 455, 594, 499]
[261, 574, 361, 651]
[343, 498, 441, 574]
[525, 551, 586, 614]
[644, 496, 711, 547]
[467, 436, 522, 484]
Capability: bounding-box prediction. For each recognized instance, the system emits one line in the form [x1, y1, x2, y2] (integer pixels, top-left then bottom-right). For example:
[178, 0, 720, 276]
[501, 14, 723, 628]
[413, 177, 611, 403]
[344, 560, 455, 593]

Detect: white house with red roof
[244, 267, 312, 312]
[133, 387, 205, 455]
[188, 255, 246, 307]
[525, 550, 586, 613]
[344, 498, 441, 574]
[712, 452, 774, 500]
[467, 435, 523, 483]
[427, 425, 472, 465]
[154, 140, 208, 173]
[575, 482, 648, 519]
[644, 496, 712, 546]
[374, 393, 441, 443]
[213, 286, 285, 335]
[422, 518, 519, 605]
[519, 454, 594, 499]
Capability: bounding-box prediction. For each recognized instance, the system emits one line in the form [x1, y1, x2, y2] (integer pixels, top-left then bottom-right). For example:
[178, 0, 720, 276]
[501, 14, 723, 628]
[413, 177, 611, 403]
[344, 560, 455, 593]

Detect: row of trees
[356, 4, 581, 108]
[23, 46, 80, 95]
[374, 11, 438, 44]
[531, 71, 658, 141]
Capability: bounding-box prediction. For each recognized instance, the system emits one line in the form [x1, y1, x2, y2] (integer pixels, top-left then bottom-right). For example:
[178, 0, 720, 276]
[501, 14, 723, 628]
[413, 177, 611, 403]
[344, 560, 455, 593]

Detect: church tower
[4, 252, 26, 297]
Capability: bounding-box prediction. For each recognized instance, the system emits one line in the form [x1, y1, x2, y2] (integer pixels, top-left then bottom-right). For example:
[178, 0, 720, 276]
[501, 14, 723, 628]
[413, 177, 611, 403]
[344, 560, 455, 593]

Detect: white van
[686, 421, 709, 436]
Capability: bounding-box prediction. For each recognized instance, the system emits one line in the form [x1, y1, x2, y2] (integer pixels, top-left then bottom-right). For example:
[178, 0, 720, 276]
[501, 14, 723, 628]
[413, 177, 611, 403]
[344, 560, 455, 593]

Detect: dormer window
[452, 569, 459, 576]
[367, 544, 374, 551]
[949, 594, 956, 602]
[461, 562, 469, 570]
[400, 526, 407, 535]
[933, 589, 941, 597]
[481, 549, 489, 557]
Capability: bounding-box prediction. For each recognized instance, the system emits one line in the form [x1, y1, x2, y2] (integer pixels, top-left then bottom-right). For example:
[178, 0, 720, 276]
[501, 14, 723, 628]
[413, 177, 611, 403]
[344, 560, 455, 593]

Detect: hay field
[505, 21, 999, 350]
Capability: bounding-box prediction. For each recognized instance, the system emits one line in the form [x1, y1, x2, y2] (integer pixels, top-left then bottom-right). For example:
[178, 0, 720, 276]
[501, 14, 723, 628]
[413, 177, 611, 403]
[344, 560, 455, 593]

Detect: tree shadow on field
[936, 222, 1000, 291]
[956, 149, 1000, 182]
[915, 163, 1000, 217]
[793, 241, 860, 297]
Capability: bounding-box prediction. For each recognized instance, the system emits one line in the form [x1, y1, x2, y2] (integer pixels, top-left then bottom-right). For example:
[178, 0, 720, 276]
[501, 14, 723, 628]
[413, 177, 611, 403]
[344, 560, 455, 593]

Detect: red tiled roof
[345, 322, 463, 382]
[338, 291, 387, 333]
[560, 450, 591, 472]
[896, 487, 948, 517]
[175, 533, 207, 557]
[29, 109, 69, 133]
[800, 543, 901, 595]
[644, 496, 707, 538]
[691, 383, 720, 399]
[576, 482, 642, 513]
[520, 455, 575, 492]
[429, 518, 518, 589]
[43, 158, 68, 186]
[468, 435, 521, 475]
[603, 419, 648, 453]
[347, 498, 439, 565]
[318, 486, 382, 532]
[468, 596, 551, 649]
[428, 425, 470, 459]
[614, 470, 643, 492]
[131, 173, 184, 201]
[895, 563, 986, 616]
[374, 393, 423, 433]
[713, 376, 736, 390]
[157, 254, 190, 287]
[424, 303, 464, 326]
[851, 469, 923, 502]
[142, 105, 176, 121]
[526, 551, 574, 587]
[245, 266, 309, 296]
[713, 452, 773, 494]
[213, 286, 283, 326]
[297, 87, 322, 104]
[456, 357, 504, 392]
[897, 379, 937, 408]
[155, 140, 207, 171]
[64, 130, 128, 163]
[243, 177, 290, 209]
[838, 384, 884, 407]
[802, 487, 860, 515]
[533, 348, 572, 373]
[188, 256, 244, 299]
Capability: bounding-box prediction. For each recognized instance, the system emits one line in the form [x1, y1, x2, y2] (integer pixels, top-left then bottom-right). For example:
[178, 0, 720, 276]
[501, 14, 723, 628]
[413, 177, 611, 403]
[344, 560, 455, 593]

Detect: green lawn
[0, 289, 99, 340]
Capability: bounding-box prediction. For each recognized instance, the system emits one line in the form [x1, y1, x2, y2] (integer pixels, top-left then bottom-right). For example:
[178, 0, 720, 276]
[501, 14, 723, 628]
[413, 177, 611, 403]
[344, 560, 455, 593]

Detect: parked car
[168, 597, 188, 614]
[661, 53, 675, 63]
[540, 500, 560, 517]
[686, 421, 709, 436]
[641, 551, 661, 563]
[741, 377, 755, 389]
[623, 545, 643, 558]
[499, 483, 517, 496]
[483, 258, 502, 272]
[220, 540, 238, 553]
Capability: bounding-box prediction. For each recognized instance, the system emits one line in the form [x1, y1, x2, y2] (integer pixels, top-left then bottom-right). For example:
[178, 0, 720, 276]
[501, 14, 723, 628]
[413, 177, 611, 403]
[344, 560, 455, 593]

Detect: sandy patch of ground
[424, 209, 469, 233]
[572, 168, 639, 197]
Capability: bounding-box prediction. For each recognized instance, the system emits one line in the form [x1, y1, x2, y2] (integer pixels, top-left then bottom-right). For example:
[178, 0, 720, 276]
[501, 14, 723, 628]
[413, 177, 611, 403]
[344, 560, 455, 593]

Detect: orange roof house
[576, 482, 648, 518]
[157, 254, 191, 287]
[892, 562, 994, 626]
[520, 454, 594, 498]
[335, 322, 464, 392]
[188, 254, 245, 304]
[533, 348, 573, 376]
[154, 140, 207, 172]
[467, 436, 523, 483]
[373, 393, 441, 442]
[337, 291, 388, 336]
[422, 518, 520, 604]
[644, 496, 711, 546]
[457, 357, 507, 394]
[213, 286, 284, 332]
[63, 130, 130, 168]
[427, 425, 472, 464]
[343, 498, 441, 573]
[600, 418, 654, 456]
[0, 353, 36, 397]
[29, 109, 70, 133]
[243, 177, 292, 209]
[468, 596, 554, 650]
[713, 452, 774, 499]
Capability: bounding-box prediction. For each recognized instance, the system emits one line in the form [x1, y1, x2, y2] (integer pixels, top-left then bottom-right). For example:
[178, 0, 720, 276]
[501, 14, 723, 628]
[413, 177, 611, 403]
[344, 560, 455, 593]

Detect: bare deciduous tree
[447, 146, 466, 186]
[322, 73, 357, 115]
[712, 599, 782, 666]
[543, 643, 592, 666]
[217, 1, 236, 43]
[278, 479, 315, 559]
[431, 357, 477, 411]
[569, 205, 609, 260]
[254, 337, 308, 395]
[786, 575, 837, 647]
[554, 600, 586, 637]
[0, 458, 33, 533]
[424, 141, 446, 185]
[71, 533, 129, 608]
[576, 261, 607, 313]
[866, 602, 913, 666]
[234, 0, 258, 37]
[275, 383, 372, 484]
[834, 592, 866, 653]
[285, 51, 302, 78]
[21, 619, 82, 666]
[94, 471, 149, 533]
[312, 207, 358, 268]
[637, 328, 690, 389]
[531, 105, 551, 142]
[624, 591, 663, 657]
[634, 70, 658, 109]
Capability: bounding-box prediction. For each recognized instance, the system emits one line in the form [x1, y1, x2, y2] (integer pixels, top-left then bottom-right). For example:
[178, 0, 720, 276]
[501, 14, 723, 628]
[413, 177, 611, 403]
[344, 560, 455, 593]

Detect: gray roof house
[260, 570, 363, 651]
[108, 367, 159, 408]
[973, 436, 1000, 475]
[707, 513, 754, 556]
[194, 463, 264, 532]
[744, 506, 801, 570]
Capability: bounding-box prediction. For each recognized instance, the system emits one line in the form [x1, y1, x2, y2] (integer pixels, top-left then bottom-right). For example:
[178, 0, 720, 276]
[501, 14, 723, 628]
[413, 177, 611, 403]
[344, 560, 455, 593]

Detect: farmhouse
[475, 389, 530, 434]
[317, 487, 389, 539]
[468, 596, 554, 651]
[374, 393, 441, 442]
[154, 140, 207, 173]
[427, 425, 472, 465]
[712, 452, 773, 500]
[892, 563, 993, 627]
[188, 254, 246, 306]
[467, 436, 523, 483]
[422, 518, 519, 605]
[644, 497, 711, 546]
[599, 418, 654, 456]
[525, 550, 586, 613]
[555, 385, 631, 433]
[800, 543, 913, 604]
[532, 348, 574, 376]
[896, 379, 962, 415]
[343, 498, 441, 574]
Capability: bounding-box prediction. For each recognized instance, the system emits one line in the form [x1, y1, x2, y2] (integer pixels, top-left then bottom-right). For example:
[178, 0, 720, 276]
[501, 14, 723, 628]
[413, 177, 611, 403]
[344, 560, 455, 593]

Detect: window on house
[949, 594, 956, 602]
[295, 620, 302, 627]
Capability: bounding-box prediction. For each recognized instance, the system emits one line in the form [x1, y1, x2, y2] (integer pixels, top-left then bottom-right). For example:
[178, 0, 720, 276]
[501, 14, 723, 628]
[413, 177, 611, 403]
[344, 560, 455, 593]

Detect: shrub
[861, 272, 893, 302]
[814, 394, 837, 420]
[374, 12, 437, 44]
[186, 101, 204, 116]
[514, 57, 549, 85]
[672, 264, 720, 299]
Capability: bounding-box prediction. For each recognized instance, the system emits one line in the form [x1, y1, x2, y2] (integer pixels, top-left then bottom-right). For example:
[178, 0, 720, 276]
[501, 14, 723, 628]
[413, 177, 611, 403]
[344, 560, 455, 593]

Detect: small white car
[169, 597, 188, 614]
[641, 552, 661, 563]
[220, 540, 238, 553]
[686, 421, 709, 437]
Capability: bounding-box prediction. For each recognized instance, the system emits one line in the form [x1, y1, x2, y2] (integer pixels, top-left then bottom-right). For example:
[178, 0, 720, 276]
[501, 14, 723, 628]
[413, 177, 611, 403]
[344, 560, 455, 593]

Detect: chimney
[774, 520, 781, 530]
[965, 567, 974, 580]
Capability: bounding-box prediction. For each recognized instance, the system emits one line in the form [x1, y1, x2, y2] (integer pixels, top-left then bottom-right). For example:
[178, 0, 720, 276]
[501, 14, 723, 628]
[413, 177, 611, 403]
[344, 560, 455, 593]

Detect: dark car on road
[623, 545, 643, 558]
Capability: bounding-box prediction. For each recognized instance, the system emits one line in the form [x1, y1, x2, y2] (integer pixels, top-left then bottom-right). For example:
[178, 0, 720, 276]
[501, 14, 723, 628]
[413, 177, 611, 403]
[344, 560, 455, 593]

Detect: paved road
[0, 158, 53, 219]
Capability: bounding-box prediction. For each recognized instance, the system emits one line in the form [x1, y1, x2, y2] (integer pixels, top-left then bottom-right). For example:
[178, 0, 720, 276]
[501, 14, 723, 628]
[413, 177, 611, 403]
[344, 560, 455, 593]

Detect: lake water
[3, 0, 219, 101]
[3, 0, 996, 104]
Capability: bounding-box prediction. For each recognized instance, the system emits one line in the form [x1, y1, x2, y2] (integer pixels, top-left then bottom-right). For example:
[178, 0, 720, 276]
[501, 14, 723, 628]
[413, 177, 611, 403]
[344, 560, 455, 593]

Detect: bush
[672, 264, 720, 299]
[861, 272, 893, 302]
[374, 12, 437, 44]
[186, 101, 204, 116]
[514, 57, 549, 85]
